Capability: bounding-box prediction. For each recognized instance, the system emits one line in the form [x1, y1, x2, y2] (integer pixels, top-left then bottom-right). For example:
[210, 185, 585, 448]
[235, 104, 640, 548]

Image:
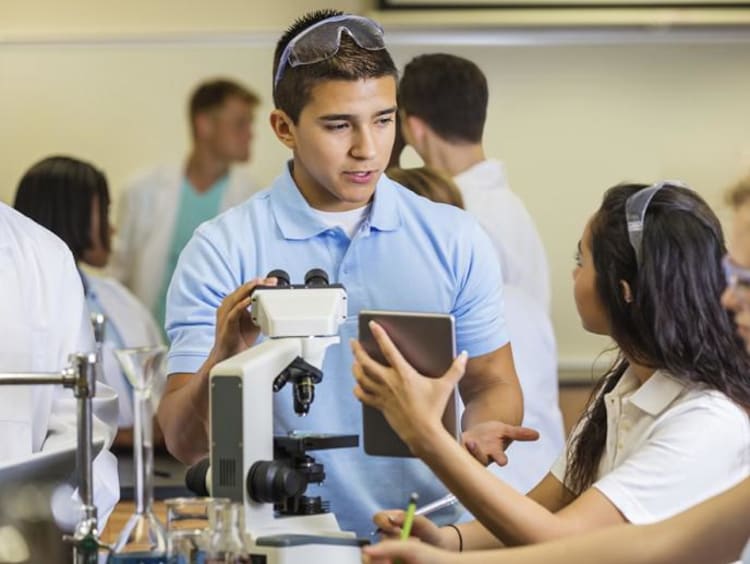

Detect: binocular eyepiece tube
[264, 268, 331, 288]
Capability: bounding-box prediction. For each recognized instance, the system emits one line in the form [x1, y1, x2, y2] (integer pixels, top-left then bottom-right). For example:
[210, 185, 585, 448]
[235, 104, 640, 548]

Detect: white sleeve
[593, 398, 750, 524]
[42, 250, 121, 523]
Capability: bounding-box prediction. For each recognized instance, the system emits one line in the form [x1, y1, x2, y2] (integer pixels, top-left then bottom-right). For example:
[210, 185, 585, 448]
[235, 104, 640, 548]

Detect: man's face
[285, 77, 397, 212]
[200, 96, 255, 163]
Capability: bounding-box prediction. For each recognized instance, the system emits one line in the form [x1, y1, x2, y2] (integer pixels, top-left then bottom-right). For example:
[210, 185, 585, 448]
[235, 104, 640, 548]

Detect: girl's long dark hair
[13, 155, 110, 260]
[565, 183, 750, 494]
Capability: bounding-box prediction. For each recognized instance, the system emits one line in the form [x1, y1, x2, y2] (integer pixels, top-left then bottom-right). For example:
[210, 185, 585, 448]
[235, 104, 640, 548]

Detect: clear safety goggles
[625, 180, 688, 266]
[274, 15, 386, 90]
[723, 254, 750, 288]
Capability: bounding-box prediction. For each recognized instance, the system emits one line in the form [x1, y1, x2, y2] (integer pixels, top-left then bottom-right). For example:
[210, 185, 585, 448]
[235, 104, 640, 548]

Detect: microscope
[196, 268, 364, 563]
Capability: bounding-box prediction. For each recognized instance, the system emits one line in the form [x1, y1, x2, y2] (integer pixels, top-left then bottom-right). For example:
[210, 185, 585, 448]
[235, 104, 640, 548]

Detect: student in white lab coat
[0, 201, 120, 521]
[387, 166, 564, 494]
[397, 54, 551, 313]
[14, 156, 164, 450]
[110, 78, 261, 328]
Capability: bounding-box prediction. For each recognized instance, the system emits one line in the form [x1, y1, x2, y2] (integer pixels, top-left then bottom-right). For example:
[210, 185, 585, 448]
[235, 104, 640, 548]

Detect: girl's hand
[362, 538, 458, 564]
[372, 511, 446, 547]
[351, 321, 468, 451]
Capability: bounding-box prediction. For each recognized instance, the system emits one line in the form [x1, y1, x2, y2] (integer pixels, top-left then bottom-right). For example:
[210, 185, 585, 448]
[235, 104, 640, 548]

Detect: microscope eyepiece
[266, 269, 291, 287]
[304, 268, 329, 288]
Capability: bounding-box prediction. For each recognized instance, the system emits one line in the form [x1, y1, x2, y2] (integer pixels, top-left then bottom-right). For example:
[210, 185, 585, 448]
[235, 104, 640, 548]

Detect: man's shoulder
[193, 187, 273, 241]
[0, 203, 70, 263]
[390, 179, 473, 226]
[123, 163, 182, 195]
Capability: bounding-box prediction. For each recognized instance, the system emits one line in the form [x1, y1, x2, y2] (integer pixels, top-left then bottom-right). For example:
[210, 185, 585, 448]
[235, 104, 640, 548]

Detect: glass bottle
[204, 503, 247, 563]
[110, 346, 168, 563]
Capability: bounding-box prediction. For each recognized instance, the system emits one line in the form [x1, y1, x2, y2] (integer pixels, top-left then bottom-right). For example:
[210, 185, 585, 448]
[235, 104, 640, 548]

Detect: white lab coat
[0, 203, 120, 523]
[109, 164, 258, 313]
[82, 272, 164, 427]
[454, 159, 551, 312]
[456, 285, 564, 523]
[490, 285, 564, 493]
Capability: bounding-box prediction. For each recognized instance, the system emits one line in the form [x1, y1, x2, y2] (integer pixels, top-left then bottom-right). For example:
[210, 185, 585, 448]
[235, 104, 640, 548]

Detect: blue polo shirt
[166, 163, 508, 535]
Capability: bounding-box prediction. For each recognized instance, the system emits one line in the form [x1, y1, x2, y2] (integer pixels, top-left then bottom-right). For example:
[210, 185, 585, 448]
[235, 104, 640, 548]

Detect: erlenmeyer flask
[110, 346, 168, 563]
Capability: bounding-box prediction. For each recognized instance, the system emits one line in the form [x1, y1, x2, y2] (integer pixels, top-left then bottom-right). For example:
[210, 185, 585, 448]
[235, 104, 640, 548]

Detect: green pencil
[400, 492, 419, 540]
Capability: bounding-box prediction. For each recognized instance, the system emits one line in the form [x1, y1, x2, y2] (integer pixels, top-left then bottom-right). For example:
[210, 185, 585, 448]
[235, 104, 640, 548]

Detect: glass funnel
[110, 345, 168, 562]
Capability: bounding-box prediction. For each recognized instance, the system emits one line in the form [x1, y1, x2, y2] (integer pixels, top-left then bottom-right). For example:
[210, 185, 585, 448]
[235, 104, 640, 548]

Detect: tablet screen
[358, 310, 459, 457]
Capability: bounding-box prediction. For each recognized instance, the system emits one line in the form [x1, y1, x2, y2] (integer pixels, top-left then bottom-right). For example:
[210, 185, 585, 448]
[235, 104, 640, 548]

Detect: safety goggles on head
[625, 180, 689, 267]
[723, 254, 750, 289]
[274, 15, 386, 91]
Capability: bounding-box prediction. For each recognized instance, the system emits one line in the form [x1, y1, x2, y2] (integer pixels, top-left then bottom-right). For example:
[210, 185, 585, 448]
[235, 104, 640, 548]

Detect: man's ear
[270, 109, 296, 150]
[402, 114, 428, 149]
[620, 280, 634, 304]
[193, 112, 213, 140]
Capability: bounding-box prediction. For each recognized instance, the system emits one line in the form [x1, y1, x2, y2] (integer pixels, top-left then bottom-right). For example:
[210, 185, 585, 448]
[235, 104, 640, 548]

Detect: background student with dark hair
[356, 182, 750, 550]
[397, 54, 550, 313]
[110, 78, 261, 329]
[158, 10, 529, 536]
[14, 155, 164, 449]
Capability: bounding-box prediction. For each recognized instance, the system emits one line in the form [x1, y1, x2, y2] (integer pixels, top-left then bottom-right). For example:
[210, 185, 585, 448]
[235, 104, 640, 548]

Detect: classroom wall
[2, 1, 750, 374]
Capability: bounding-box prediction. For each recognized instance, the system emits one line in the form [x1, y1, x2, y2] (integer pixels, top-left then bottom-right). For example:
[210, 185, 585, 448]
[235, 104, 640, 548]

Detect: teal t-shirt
[155, 176, 228, 331]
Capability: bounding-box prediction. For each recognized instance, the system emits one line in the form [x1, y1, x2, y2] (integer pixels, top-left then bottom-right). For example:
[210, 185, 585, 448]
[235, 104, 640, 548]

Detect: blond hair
[725, 173, 750, 209]
[387, 166, 465, 209]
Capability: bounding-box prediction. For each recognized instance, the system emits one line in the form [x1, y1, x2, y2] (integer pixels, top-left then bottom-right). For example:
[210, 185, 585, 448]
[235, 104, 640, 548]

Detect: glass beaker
[165, 497, 229, 564]
[110, 346, 168, 562]
[204, 503, 247, 563]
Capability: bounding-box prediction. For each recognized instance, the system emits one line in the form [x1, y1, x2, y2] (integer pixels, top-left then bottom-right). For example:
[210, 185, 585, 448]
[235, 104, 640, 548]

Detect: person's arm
[459, 343, 531, 465]
[355, 324, 624, 549]
[158, 277, 275, 464]
[363, 477, 750, 564]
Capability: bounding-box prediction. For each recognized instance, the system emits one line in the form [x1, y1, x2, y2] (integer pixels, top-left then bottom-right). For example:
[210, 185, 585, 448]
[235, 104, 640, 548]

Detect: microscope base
[248, 534, 364, 564]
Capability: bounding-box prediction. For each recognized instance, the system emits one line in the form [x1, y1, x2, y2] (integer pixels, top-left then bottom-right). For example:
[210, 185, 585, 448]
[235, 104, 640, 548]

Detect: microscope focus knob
[247, 460, 307, 503]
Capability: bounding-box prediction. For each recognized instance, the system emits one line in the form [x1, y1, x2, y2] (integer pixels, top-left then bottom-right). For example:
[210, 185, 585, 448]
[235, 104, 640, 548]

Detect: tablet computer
[358, 310, 459, 457]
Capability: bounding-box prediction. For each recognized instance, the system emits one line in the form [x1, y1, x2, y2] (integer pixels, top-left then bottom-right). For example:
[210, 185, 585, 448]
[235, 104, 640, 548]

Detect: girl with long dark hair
[353, 182, 750, 552]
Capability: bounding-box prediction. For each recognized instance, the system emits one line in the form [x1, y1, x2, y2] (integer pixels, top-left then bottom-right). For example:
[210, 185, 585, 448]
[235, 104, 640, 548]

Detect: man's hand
[461, 421, 539, 466]
[211, 276, 277, 363]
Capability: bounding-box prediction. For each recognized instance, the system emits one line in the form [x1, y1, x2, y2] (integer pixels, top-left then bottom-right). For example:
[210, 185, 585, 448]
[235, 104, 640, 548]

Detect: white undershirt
[313, 204, 371, 239]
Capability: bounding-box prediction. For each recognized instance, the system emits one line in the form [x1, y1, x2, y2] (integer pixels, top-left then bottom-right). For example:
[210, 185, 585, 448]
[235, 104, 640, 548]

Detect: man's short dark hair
[14, 156, 110, 260]
[399, 54, 488, 144]
[272, 10, 398, 123]
[189, 78, 260, 132]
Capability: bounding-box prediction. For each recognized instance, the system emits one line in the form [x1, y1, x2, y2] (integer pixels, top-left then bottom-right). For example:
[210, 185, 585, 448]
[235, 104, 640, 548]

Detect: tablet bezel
[358, 310, 459, 457]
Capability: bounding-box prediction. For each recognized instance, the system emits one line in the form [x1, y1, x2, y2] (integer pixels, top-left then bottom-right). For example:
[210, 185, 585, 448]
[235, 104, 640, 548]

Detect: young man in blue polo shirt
[158, 9, 528, 536]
